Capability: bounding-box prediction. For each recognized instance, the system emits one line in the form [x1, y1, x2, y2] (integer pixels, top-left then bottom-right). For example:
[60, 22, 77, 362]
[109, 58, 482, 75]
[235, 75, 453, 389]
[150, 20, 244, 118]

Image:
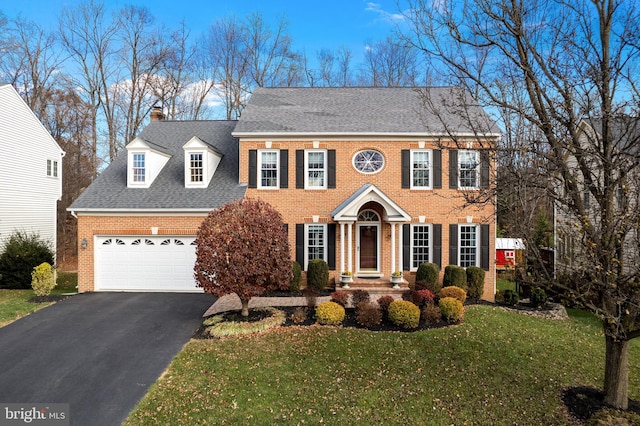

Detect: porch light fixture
[81, 238, 88, 250]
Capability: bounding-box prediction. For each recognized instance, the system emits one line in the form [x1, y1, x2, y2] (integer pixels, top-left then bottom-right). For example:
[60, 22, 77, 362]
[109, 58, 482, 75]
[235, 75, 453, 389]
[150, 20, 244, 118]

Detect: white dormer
[183, 136, 223, 188]
[126, 137, 171, 188]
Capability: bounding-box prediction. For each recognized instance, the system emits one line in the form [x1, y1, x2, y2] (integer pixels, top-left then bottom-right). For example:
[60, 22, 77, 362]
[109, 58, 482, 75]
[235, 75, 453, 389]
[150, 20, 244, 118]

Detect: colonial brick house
[69, 87, 499, 300]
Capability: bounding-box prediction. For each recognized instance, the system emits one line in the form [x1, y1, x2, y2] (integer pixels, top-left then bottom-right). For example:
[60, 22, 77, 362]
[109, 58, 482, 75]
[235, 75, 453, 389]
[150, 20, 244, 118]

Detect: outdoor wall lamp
[81, 238, 88, 250]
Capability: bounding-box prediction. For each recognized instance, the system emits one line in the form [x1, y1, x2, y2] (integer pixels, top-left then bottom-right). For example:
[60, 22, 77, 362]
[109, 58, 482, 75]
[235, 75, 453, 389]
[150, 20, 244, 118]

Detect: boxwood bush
[439, 286, 467, 303]
[315, 301, 345, 325]
[31, 262, 55, 296]
[290, 261, 302, 292]
[415, 262, 440, 293]
[439, 297, 464, 323]
[443, 265, 466, 289]
[465, 266, 485, 299]
[387, 300, 420, 329]
[307, 259, 329, 290]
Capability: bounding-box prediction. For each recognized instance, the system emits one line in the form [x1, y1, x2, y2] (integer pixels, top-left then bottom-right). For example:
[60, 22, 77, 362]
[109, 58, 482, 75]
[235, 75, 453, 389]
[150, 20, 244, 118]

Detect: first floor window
[133, 153, 145, 182]
[306, 224, 326, 268]
[46, 159, 58, 177]
[411, 224, 431, 269]
[306, 150, 326, 188]
[459, 225, 478, 267]
[259, 150, 278, 188]
[411, 150, 431, 188]
[458, 150, 479, 189]
[190, 153, 203, 182]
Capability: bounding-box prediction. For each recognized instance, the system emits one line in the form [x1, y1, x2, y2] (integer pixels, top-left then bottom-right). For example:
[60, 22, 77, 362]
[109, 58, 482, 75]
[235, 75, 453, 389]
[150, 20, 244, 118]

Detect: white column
[391, 223, 396, 274]
[347, 222, 353, 273]
[340, 222, 345, 273]
[398, 223, 403, 272]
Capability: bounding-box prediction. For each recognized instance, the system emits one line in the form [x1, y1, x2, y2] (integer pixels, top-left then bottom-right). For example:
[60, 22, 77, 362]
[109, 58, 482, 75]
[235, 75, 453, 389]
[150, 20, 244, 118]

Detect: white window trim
[458, 150, 480, 190]
[304, 223, 327, 270]
[458, 224, 480, 267]
[46, 159, 59, 178]
[130, 152, 147, 186]
[410, 149, 432, 190]
[410, 223, 432, 271]
[186, 151, 205, 187]
[257, 149, 280, 189]
[305, 149, 327, 190]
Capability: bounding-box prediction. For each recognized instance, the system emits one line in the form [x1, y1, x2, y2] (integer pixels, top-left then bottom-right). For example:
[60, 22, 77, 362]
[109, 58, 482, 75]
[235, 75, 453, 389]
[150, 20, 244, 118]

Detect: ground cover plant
[124, 306, 640, 425]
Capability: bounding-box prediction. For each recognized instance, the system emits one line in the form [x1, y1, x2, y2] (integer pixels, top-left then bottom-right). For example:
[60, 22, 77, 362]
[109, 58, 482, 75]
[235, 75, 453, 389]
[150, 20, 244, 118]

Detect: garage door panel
[95, 235, 202, 292]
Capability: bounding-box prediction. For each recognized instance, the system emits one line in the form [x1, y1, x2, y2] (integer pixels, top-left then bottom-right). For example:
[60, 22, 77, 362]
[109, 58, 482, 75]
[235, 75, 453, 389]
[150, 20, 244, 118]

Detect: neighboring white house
[0, 83, 64, 251]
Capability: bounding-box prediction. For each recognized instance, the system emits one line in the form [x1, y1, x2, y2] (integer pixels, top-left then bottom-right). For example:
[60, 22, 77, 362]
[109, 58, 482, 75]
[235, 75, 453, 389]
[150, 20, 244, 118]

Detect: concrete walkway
[204, 293, 332, 316]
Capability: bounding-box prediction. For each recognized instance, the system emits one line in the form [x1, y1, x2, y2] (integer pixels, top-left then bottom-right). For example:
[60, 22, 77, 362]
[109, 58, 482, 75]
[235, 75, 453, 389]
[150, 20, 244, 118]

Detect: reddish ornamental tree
[194, 198, 291, 316]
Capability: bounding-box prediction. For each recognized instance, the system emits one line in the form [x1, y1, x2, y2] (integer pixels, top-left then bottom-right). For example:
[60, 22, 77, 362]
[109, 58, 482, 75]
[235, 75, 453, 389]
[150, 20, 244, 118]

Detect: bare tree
[360, 36, 421, 87]
[402, 0, 640, 410]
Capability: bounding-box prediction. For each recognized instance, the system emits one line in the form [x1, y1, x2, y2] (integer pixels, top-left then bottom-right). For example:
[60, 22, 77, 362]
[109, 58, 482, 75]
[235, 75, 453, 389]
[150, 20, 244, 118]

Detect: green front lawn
[125, 306, 639, 425]
[0, 272, 78, 327]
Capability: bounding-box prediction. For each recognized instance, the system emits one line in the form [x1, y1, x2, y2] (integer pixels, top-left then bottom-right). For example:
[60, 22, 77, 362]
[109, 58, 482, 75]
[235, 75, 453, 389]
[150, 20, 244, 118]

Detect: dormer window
[126, 137, 171, 188]
[132, 153, 146, 182]
[183, 136, 223, 188]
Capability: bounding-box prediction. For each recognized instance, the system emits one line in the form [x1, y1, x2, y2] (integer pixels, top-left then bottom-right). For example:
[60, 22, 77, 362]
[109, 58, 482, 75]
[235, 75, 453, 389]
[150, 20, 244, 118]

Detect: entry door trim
[356, 223, 380, 275]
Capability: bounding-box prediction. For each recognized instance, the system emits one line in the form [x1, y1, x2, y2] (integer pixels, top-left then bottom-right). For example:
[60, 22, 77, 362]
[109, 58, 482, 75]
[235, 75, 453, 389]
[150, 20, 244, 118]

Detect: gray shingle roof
[69, 120, 246, 211]
[233, 87, 500, 136]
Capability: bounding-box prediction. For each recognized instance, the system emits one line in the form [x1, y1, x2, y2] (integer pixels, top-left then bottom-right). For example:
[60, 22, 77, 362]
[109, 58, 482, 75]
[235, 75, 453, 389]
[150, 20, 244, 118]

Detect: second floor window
[259, 150, 279, 188]
[46, 159, 58, 178]
[189, 153, 203, 183]
[411, 150, 431, 188]
[133, 153, 145, 183]
[306, 150, 326, 189]
[458, 150, 479, 189]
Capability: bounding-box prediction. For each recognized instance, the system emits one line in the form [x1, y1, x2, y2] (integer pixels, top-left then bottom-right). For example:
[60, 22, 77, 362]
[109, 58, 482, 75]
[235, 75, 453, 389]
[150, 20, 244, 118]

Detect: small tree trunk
[603, 334, 629, 410]
[240, 298, 250, 317]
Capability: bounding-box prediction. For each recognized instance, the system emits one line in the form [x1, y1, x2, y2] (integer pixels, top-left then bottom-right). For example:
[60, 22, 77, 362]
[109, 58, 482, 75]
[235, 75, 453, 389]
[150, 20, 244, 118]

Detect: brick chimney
[150, 105, 164, 121]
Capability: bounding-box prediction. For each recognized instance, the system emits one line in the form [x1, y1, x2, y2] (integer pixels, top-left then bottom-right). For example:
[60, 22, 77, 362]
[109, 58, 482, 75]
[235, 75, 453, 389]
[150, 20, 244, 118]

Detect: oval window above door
[353, 150, 384, 174]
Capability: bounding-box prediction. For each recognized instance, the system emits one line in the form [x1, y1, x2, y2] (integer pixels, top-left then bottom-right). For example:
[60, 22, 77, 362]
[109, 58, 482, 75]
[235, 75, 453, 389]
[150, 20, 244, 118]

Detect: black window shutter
[480, 224, 490, 270]
[449, 149, 458, 189]
[449, 224, 458, 265]
[327, 223, 336, 270]
[401, 150, 411, 188]
[433, 150, 442, 189]
[433, 224, 442, 269]
[248, 149, 257, 188]
[296, 224, 304, 269]
[327, 150, 336, 189]
[480, 151, 490, 189]
[280, 150, 288, 188]
[296, 150, 304, 189]
[403, 224, 411, 270]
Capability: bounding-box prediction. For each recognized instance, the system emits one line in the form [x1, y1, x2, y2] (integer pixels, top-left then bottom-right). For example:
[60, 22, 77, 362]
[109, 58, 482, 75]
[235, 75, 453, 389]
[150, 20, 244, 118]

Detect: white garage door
[94, 236, 202, 292]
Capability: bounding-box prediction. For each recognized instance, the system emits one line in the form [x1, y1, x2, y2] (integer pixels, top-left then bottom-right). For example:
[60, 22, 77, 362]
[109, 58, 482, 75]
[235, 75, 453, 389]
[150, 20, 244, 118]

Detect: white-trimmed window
[258, 150, 279, 189]
[132, 153, 146, 183]
[458, 150, 479, 189]
[305, 150, 326, 189]
[305, 223, 326, 268]
[459, 224, 479, 267]
[411, 150, 431, 189]
[46, 159, 59, 178]
[411, 224, 431, 269]
[189, 153, 204, 183]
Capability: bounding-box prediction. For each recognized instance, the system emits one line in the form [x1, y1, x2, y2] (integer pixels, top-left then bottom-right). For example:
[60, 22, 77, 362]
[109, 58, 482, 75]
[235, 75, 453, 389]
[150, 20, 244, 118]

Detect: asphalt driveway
[0, 292, 214, 426]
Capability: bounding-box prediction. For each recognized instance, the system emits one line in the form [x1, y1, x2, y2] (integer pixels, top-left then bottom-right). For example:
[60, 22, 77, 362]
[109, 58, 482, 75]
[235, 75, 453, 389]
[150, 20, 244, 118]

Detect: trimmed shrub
[439, 286, 467, 304]
[387, 300, 420, 329]
[356, 302, 382, 327]
[530, 287, 548, 308]
[315, 301, 345, 325]
[422, 303, 442, 324]
[466, 266, 485, 299]
[377, 295, 395, 314]
[290, 261, 302, 292]
[290, 307, 308, 324]
[415, 262, 440, 293]
[439, 297, 464, 323]
[351, 289, 370, 306]
[402, 289, 435, 308]
[307, 259, 329, 290]
[0, 232, 54, 289]
[503, 289, 519, 306]
[31, 262, 55, 297]
[330, 290, 350, 307]
[443, 265, 466, 289]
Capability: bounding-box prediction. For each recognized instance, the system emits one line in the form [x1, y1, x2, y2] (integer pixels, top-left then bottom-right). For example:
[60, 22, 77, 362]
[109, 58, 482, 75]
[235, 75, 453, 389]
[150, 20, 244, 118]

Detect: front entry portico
[332, 184, 411, 282]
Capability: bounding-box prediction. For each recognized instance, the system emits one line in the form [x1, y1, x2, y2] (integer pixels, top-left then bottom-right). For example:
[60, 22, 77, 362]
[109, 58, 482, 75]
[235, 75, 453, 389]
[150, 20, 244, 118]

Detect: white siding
[0, 85, 63, 250]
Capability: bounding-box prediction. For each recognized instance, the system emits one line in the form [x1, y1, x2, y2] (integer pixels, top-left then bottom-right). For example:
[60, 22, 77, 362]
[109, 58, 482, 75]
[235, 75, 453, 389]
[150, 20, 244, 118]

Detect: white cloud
[365, 2, 405, 23]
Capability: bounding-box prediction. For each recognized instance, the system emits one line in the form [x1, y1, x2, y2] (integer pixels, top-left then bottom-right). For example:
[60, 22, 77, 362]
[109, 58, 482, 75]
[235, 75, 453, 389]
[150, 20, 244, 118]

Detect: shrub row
[0, 231, 55, 290]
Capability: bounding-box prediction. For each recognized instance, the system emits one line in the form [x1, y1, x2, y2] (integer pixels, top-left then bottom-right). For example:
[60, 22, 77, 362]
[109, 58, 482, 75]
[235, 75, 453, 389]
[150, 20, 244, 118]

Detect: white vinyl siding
[0, 85, 63, 249]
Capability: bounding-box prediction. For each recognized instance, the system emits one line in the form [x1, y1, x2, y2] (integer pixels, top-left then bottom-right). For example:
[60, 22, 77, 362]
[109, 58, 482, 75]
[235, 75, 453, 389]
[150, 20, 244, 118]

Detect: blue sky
[1, 0, 405, 61]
